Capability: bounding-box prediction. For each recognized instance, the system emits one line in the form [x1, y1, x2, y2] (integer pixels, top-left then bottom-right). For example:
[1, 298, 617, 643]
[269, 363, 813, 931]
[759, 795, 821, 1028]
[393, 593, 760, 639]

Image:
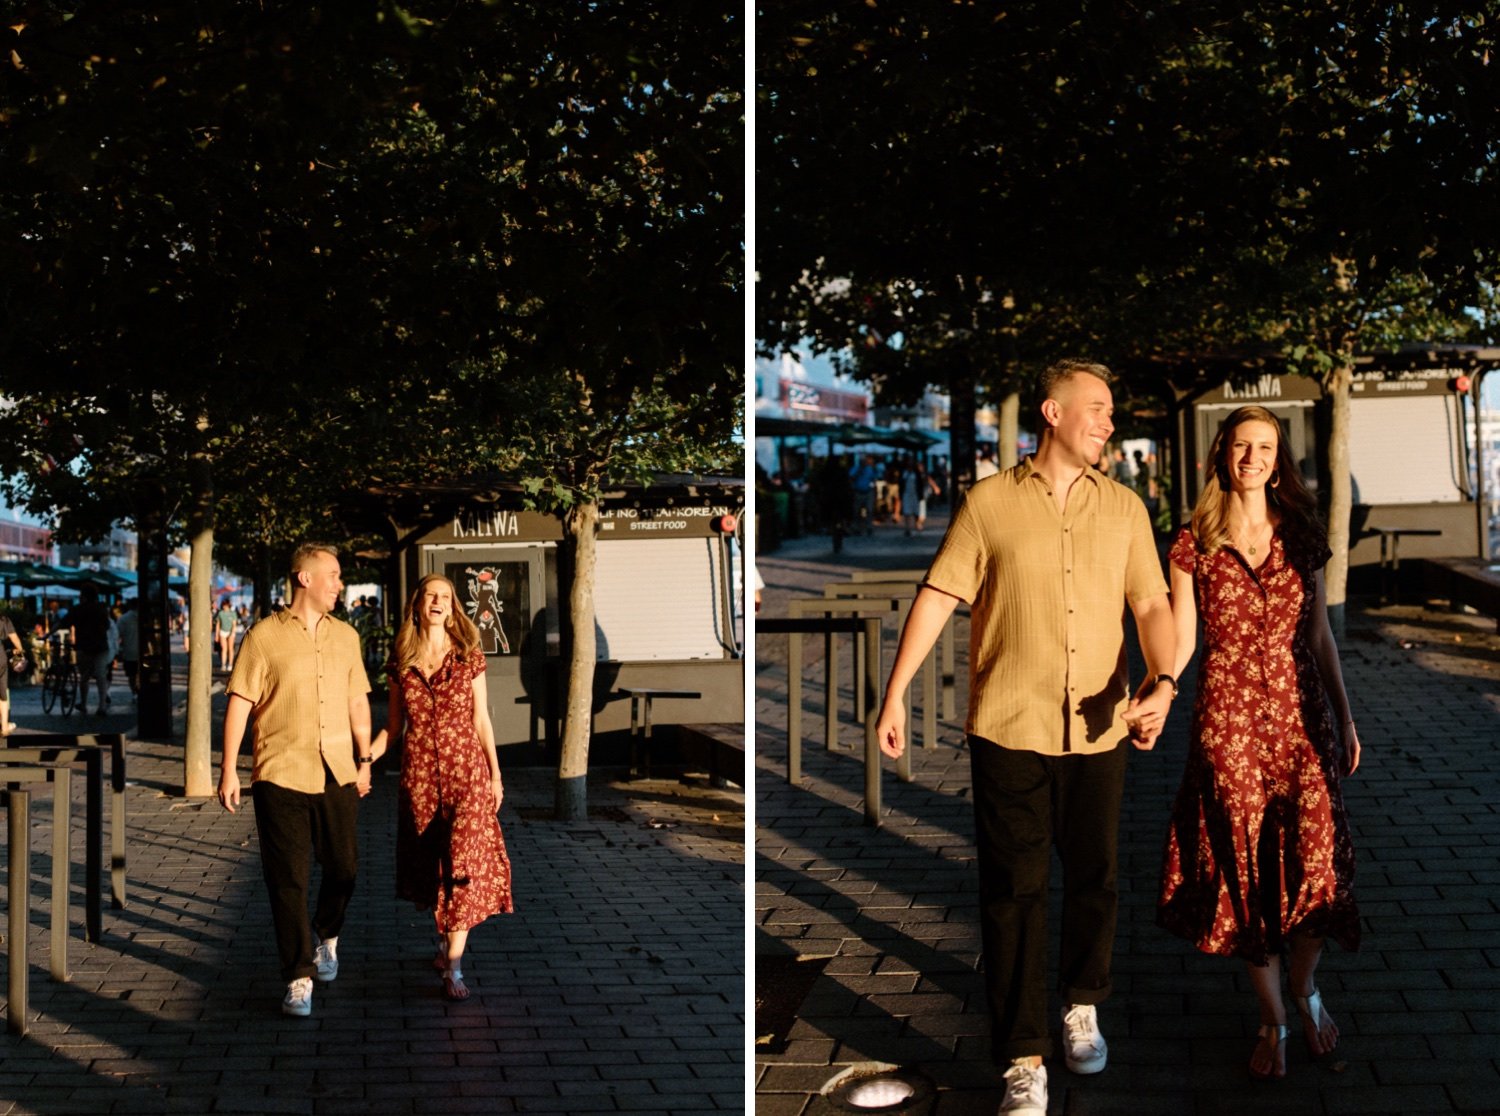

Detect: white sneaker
[314, 937, 338, 982]
[282, 977, 313, 1017]
[999, 1059, 1047, 1115]
[1062, 1003, 1107, 1074]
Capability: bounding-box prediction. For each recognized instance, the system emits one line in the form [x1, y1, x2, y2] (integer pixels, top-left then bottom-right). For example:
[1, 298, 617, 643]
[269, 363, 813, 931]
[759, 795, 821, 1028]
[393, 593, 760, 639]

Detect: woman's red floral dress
[1157, 527, 1358, 964]
[395, 649, 513, 931]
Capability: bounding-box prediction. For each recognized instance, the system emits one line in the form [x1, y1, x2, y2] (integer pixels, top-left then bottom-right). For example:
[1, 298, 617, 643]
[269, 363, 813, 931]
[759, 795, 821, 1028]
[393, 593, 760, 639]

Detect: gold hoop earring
[1270, 470, 1280, 488]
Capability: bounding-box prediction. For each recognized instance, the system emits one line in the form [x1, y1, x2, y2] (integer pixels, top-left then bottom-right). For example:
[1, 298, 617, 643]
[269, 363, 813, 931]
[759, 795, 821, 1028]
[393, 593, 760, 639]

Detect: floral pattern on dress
[1157, 526, 1358, 964]
[395, 649, 514, 931]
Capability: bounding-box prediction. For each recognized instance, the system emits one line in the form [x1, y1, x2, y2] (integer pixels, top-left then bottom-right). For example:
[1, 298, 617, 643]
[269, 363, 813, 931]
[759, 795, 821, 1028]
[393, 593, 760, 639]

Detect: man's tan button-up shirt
[225, 609, 371, 793]
[923, 457, 1168, 755]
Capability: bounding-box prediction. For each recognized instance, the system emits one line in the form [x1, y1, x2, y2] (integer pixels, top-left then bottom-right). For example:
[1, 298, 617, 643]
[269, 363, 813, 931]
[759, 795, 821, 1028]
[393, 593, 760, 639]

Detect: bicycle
[40, 636, 79, 716]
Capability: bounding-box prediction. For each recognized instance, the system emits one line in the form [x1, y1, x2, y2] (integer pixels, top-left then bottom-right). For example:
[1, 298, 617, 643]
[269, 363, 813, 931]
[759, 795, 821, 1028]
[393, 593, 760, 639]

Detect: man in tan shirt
[875, 359, 1176, 1116]
[218, 544, 374, 1018]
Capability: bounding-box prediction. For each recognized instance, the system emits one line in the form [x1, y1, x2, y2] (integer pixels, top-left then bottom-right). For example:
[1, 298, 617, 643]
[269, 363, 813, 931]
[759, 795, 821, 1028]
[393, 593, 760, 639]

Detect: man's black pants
[969, 737, 1126, 1063]
[252, 773, 359, 982]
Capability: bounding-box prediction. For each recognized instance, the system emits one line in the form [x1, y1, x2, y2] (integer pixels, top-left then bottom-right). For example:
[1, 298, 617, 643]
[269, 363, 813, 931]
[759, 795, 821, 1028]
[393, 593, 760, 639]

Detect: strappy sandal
[1295, 988, 1337, 1056]
[441, 967, 469, 1001]
[1249, 1023, 1287, 1079]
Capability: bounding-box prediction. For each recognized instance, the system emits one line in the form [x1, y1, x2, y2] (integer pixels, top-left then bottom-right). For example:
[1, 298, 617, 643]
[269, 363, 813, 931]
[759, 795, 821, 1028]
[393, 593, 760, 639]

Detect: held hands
[356, 763, 373, 798]
[1123, 678, 1173, 750]
[874, 699, 906, 760]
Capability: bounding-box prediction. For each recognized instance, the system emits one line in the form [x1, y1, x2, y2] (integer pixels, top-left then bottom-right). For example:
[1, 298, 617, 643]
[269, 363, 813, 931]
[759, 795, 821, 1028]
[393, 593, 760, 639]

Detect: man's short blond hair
[1037, 358, 1113, 411]
[289, 543, 338, 583]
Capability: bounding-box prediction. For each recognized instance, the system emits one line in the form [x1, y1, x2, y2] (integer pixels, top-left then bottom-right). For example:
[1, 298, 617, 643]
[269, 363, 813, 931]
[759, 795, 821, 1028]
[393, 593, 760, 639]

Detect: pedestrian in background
[71, 586, 115, 716]
[874, 359, 1176, 1116]
[849, 453, 878, 536]
[371, 573, 512, 1001]
[114, 600, 140, 702]
[218, 544, 375, 1018]
[900, 458, 940, 536]
[216, 597, 239, 672]
[0, 611, 23, 734]
[1155, 405, 1360, 1079]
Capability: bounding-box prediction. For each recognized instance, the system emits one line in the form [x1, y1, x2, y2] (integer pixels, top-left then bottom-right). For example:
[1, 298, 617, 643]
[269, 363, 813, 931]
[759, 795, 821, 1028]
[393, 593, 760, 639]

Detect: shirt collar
[1017, 455, 1102, 488]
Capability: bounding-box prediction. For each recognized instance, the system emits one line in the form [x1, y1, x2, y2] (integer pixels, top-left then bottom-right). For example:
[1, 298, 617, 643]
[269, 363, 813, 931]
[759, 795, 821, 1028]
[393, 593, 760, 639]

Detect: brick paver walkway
[755, 516, 1500, 1115]
[2, 651, 745, 1114]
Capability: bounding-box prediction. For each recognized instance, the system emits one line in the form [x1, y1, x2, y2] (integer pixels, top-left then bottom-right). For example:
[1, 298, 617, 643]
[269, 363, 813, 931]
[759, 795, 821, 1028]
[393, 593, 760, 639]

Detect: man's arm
[219, 693, 254, 812]
[1123, 592, 1176, 750]
[873, 586, 962, 759]
[349, 690, 373, 797]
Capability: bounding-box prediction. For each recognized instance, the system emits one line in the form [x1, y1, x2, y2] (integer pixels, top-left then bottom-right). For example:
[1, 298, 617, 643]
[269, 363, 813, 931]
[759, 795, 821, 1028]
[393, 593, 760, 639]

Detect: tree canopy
[758, 2, 1500, 610]
[2, 0, 743, 563]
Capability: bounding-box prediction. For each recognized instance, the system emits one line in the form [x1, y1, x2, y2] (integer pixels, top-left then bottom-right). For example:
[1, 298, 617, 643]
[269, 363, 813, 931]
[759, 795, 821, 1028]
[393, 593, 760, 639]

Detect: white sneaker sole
[1065, 1048, 1106, 1074]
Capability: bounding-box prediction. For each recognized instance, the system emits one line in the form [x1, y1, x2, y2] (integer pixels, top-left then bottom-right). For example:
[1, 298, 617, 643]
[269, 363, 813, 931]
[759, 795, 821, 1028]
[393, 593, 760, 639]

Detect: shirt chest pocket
[1079, 515, 1135, 569]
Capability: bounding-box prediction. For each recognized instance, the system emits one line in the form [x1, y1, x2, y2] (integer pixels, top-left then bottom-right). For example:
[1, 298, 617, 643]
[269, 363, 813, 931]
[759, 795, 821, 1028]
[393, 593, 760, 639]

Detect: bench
[1420, 557, 1500, 630]
[675, 723, 745, 788]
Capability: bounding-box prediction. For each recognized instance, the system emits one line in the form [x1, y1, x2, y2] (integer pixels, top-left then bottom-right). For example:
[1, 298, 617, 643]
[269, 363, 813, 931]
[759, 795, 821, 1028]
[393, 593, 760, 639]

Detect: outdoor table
[622, 688, 702, 777]
[5, 732, 127, 940]
[2, 761, 74, 1035]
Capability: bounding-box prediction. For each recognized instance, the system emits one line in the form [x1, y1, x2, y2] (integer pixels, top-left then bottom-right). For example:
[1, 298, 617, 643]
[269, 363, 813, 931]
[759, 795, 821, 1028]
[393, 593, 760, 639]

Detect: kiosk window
[447, 562, 530, 656]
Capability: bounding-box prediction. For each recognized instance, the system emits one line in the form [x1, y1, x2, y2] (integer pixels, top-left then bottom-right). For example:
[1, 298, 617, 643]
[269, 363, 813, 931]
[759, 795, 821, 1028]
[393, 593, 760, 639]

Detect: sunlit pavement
[2, 647, 745, 1115]
[755, 515, 1500, 1115]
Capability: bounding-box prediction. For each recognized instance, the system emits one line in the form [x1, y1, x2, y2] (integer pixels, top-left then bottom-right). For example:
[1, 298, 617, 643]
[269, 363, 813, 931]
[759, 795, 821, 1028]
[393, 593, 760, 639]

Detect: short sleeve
[345, 627, 372, 695]
[467, 649, 488, 680]
[922, 492, 988, 603]
[1168, 526, 1198, 574]
[226, 628, 268, 703]
[1291, 531, 1332, 573]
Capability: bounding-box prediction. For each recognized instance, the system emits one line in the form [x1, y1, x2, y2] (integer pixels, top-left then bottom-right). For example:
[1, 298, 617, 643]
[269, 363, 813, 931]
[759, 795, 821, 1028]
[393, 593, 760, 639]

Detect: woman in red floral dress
[372, 574, 513, 1000]
[1152, 406, 1361, 1079]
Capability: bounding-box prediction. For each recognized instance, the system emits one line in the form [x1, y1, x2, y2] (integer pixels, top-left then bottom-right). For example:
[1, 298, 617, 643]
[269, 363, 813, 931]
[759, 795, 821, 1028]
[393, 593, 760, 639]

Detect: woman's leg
[1246, 956, 1287, 1077]
[441, 923, 471, 999]
[1288, 933, 1338, 1054]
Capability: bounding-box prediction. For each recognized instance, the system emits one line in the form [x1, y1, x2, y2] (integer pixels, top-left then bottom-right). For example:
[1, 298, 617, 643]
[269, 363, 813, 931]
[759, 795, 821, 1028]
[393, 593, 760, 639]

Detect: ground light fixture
[820, 1064, 935, 1114]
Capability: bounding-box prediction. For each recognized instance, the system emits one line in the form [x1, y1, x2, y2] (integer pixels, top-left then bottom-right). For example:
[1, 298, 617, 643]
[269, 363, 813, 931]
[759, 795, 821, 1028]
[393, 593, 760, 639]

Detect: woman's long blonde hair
[393, 574, 481, 674]
[1190, 405, 1322, 558]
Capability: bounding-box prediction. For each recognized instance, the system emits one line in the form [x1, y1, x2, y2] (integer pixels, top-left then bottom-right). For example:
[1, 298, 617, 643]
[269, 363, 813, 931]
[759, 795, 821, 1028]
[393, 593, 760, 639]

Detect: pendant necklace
[1237, 521, 1271, 556]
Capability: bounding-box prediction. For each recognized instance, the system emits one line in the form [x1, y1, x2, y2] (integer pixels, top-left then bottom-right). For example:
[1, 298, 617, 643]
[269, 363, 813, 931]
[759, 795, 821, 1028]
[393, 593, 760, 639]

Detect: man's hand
[218, 767, 241, 813]
[1124, 679, 1174, 751]
[874, 699, 906, 760]
[355, 764, 372, 798]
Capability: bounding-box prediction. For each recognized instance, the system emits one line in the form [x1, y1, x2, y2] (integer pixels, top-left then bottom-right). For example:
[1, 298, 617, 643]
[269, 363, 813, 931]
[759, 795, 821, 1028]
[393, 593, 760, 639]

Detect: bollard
[7, 785, 29, 1035]
[861, 617, 883, 824]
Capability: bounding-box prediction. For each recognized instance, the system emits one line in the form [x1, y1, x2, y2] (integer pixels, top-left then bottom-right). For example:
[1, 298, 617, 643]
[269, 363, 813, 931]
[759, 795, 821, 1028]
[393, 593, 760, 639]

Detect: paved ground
[755, 513, 1500, 1115]
[2, 649, 745, 1114]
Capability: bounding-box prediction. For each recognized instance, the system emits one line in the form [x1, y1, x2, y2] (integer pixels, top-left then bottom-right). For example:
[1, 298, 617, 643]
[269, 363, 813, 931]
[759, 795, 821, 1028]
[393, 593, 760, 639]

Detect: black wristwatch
[1152, 674, 1178, 699]
[357, 756, 373, 765]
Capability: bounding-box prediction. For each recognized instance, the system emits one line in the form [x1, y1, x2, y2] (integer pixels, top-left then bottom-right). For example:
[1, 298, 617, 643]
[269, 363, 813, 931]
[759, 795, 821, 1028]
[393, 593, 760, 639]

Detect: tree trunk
[184, 451, 215, 797]
[998, 391, 1020, 469]
[948, 363, 977, 501]
[554, 499, 600, 821]
[1322, 363, 1354, 636]
[255, 543, 273, 620]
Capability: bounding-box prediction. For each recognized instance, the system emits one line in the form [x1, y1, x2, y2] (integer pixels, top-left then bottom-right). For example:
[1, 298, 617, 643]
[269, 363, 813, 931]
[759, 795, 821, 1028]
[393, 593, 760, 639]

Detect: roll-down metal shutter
[593, 538, 728, 661]
[1349, 395, 1466, 504]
